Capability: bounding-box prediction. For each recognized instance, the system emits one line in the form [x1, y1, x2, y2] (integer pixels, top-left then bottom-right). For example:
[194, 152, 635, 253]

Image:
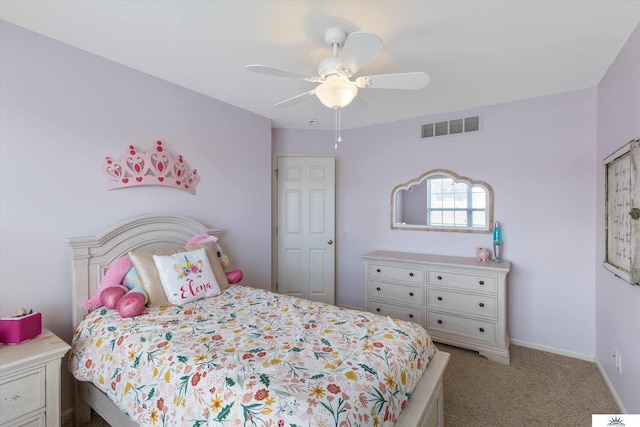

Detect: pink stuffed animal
[99, 285, 146, 318]
[83, 255, 133, 311]
[117, 292, 146, 318]
[83, 255, 147, 317]
[82, 233, 242, 317]
[187, 234, 243, 284]
[100, 285, 128, 309]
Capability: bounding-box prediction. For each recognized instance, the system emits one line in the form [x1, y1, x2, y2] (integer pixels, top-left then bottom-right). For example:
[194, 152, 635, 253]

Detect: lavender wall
[596, 23, 640, 413]
[3, 15, 635, 416]
[275, 88, 598, 359]
[0, 21, 272, 412]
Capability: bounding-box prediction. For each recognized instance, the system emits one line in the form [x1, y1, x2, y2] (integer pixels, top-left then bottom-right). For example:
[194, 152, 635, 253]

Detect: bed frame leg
[75, 383, 92, 426]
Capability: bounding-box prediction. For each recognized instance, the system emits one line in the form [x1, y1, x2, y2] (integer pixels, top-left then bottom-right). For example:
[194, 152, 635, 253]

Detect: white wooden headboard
[66, 214, 221, 328]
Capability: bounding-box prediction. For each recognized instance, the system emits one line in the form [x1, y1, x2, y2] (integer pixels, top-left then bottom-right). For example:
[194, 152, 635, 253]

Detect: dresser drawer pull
[376, 268, 381, 273]
[409, 292, 414, 296]
[437, 275, 442, 280]
[437, 296, 443, 301]
[437, 319, 443, 324]
[376, 308, 381, 312]
[409, 272, 414, 277]
[479, 303, 485, 307]
[479, 280, 485, 285]
[376, 287, 381, 291]
[479, 327, 485, 333]
[409, 314, 414, 318]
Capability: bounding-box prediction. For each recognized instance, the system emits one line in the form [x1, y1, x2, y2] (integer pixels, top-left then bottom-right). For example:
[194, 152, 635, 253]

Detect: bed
[67, 214, 449, 427]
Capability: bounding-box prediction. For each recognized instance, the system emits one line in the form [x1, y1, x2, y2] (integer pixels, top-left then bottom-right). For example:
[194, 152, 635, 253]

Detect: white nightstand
[0, 329, 70, 427]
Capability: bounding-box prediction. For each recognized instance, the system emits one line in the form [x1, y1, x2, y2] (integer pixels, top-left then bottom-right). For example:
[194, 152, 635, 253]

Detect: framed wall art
[604, 138, 640, 285]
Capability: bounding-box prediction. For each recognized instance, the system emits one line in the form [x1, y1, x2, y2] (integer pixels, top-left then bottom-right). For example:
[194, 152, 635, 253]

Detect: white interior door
[276, 156, 335, 305]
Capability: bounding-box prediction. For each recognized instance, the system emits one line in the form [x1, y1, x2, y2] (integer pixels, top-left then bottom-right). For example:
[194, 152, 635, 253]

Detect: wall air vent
[421, 116, 480, 139]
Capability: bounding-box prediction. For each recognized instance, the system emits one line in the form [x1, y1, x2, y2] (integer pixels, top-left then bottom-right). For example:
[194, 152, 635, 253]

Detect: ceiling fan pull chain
[338, 108, 342, 144]
[334, 106, 343, 149]
[334, 106, 338, 149]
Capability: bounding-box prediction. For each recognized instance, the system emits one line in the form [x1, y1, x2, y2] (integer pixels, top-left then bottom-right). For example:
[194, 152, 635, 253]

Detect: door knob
[327, 239, 333, 244]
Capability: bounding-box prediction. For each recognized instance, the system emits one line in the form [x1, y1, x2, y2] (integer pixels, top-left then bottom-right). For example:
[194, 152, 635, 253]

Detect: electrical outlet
[617, 350, 622, 373]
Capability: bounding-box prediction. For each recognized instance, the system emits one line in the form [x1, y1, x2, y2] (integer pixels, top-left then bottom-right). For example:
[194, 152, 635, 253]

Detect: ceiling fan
[246, 27, 430, 111]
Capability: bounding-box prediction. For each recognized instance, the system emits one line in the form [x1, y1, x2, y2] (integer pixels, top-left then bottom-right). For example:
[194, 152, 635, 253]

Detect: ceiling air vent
[421, 116, 480, 139]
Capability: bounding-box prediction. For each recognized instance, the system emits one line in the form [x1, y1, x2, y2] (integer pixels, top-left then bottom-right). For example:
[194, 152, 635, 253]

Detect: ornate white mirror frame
[391, 169, 494, 233]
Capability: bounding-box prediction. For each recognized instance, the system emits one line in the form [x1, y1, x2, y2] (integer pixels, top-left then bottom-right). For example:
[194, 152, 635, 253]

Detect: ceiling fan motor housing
[318, 57, 341, 79]
[324, 28, 347, 47]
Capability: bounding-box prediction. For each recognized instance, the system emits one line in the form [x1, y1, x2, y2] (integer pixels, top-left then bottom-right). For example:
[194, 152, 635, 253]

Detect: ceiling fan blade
[337, 32, 383, 76]
[246, 64, 318, 81]
[273, 90, 317, 108]
[355, 72, 430, 90]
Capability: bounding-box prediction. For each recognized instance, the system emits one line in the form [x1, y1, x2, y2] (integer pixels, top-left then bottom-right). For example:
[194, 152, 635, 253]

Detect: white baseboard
[510, 338, 594, 362]
[595, 358, 626, 413]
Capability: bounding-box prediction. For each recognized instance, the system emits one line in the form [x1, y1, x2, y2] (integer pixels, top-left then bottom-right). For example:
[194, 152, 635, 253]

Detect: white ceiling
[1, 1, 638, 130]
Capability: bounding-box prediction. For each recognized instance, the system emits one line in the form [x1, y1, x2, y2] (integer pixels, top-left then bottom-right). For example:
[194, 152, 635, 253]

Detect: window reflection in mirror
[391, 169, 494, 233]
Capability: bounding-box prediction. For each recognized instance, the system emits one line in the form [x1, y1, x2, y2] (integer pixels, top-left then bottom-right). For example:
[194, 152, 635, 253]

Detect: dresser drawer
[367, 301, 423, 325]
[427, 311, 497, 343]
[428, 269, 497, 292]
[369, 263, 424, 283]
[427, 289, 497, 318]
[0, 367, 46, 424]
[367, 280, 424, 305]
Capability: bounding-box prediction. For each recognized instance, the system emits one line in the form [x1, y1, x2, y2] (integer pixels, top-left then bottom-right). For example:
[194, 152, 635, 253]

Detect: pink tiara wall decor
[103, 141, 200, 194]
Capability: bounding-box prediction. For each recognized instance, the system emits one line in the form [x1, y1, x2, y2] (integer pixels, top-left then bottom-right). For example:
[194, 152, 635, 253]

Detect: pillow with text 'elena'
[152, 248, 221, 305]
[129, 242, 229, 306]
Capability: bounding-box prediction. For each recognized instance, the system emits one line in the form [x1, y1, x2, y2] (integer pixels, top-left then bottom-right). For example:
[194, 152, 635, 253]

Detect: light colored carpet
[439, 343, 619, 426]
[81, 344, 618, 426]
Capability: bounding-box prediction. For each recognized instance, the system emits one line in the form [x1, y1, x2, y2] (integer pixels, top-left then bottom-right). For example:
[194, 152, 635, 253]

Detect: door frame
[271, 153, 337, 294]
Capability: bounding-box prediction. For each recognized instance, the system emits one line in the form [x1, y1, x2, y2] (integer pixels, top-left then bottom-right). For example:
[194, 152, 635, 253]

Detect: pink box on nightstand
[0, 312, 42, 344]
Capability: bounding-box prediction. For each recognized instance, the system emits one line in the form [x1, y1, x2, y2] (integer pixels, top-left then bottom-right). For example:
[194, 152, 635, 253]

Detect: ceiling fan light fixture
[315, 75, 358, 109]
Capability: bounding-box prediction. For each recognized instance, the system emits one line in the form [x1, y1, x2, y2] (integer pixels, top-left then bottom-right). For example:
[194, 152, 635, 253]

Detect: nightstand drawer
[427, 289, 497, 318]
[369, 264, 424, 283]
[427, 311, 497, 343]
[428, 269, 497, 292]
[367, 280, 424, 305]
[0, 367, 45, 424]
[7, 411, 46, 427]
[367, 301, 423, 325]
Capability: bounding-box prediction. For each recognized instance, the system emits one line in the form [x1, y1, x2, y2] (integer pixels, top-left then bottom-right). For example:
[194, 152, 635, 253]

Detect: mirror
[391, 169, 494, 233]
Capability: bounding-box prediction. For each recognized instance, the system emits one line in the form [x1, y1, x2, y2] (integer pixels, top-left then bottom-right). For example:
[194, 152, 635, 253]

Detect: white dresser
[362, 250, 511, 364]
[0, 329, 70, 426]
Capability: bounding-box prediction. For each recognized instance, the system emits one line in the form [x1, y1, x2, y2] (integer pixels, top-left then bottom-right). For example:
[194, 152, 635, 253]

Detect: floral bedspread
[70, 285, 437, 427]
